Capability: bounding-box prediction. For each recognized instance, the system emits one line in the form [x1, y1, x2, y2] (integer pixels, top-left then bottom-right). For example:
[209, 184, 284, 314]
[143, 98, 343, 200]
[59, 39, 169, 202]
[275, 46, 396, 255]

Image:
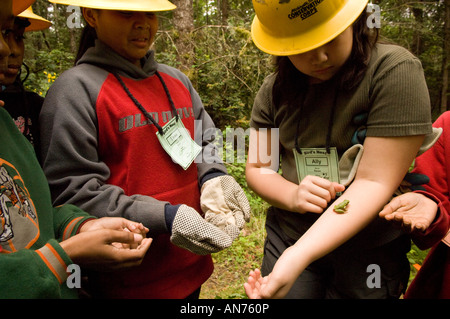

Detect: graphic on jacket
[13, 116, 35, 146]
[0, 161, 38, 253]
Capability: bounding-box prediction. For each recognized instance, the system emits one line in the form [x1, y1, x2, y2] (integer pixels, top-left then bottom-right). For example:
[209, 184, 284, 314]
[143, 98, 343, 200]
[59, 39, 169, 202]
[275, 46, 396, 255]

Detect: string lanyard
[294, 85, 340, 154]
[113, 71, 179, 136]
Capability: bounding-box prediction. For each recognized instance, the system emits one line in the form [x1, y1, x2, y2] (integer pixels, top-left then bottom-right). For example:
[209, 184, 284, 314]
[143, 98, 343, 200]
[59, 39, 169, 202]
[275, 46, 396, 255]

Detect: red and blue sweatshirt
[404, 111, 450, 299]
[40, 40, 227, 298]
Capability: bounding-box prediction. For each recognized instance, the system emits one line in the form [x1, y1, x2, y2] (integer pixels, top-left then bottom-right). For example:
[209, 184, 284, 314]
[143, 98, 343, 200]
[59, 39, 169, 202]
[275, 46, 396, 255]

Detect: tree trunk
[411, 1, 424, 57]
[218, 0, 229, 25]
[172, 0, 195, 74]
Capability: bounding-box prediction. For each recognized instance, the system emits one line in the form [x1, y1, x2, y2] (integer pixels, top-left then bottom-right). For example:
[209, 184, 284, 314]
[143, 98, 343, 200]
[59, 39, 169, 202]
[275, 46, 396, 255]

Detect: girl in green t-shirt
[245, 0, 434, 299]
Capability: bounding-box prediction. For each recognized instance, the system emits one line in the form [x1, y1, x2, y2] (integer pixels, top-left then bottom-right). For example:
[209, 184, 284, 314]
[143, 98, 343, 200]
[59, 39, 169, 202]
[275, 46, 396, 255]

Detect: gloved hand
[200, 175, 251, 232]
[170, 204, 239, 255]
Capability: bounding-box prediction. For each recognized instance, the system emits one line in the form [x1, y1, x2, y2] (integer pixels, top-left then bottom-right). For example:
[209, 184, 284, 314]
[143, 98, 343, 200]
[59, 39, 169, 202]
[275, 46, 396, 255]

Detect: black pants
[261, 209, 411, 299]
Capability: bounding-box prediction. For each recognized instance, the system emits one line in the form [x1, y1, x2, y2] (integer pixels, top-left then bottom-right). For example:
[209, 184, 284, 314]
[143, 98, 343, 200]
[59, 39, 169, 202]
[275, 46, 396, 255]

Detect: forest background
[22, 0, 450, 298]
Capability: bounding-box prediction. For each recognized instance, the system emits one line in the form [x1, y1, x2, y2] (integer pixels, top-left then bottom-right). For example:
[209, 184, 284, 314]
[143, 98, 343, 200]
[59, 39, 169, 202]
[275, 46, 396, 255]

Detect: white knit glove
[200, 175, 251, 232]
[170, 205, 239, 255]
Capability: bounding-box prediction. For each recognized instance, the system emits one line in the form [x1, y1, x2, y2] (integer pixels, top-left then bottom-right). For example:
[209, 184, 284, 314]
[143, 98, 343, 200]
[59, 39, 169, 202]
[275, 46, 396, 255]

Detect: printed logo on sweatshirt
[13, 116, 36, 146]
[118, 107, 195, 133]
[0, 162, 38, 253]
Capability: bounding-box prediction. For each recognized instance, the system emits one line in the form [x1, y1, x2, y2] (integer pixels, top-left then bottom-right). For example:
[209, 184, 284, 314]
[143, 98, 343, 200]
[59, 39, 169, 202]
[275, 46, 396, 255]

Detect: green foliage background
[17, 0, 449, 298]
[23, 0, 449, 125]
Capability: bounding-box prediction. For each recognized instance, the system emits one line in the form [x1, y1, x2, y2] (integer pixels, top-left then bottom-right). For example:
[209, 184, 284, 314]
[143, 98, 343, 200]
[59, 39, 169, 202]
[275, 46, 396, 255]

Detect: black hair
[74, 24, 97, 65]
[272, 9, 379, 110]
[15, 17, 31, 29]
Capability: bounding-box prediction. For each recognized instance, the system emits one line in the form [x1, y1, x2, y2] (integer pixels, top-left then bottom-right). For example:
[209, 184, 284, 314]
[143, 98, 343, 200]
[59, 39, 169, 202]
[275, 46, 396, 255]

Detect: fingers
[378, 199, 400, 218]
[296, 176, 345, 213]
[102, 229, 143, 248]
[331, 182, 346, 194]
[121, 219, 149, 236]
[80, 217, 149, 240]
[245, 269, 263, 299]
[379, 193, 436, 233]
[103, 230, 152, 267]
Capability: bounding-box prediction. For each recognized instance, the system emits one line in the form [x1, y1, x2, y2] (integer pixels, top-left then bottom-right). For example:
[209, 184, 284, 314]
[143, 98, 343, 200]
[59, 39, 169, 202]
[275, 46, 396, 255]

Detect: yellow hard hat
[18, 7, 52, 31]
[251, 0, 369, 56]
[48, 0, 176, 12]
[13, 0, 36, 15]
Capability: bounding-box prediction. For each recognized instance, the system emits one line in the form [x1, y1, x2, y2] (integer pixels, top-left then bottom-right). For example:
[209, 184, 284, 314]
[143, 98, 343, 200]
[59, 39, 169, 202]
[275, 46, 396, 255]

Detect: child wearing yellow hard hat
[245, 0, 435, 299]
[40, 0, 250, 299]
[0, 0, 152, 299]
[0, 6, 51, 155]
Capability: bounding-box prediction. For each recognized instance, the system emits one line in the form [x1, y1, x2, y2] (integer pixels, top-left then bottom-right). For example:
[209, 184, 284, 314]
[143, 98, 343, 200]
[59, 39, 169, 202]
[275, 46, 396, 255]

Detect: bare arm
[245, 134, 424, 298]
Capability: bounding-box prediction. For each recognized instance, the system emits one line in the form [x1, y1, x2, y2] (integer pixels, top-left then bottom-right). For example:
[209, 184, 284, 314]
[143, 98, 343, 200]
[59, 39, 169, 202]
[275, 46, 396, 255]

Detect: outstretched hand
[244, 269, 268, 299]
[244, 268, 293, 299]
[379, 192, 438, 233]
[244, 246, 305, 299]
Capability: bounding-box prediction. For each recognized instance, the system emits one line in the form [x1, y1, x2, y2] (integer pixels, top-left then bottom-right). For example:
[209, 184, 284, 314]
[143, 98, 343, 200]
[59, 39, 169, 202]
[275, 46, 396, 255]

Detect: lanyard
[113, 71, 179, 135]
[294, 84, 339, 154]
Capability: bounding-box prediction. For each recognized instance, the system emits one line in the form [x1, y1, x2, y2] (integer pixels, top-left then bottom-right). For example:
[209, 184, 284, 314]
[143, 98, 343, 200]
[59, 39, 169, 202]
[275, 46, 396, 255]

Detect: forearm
[246, 164, 298, 212]
[292, 179, 394, 262]
[64, 182, 170, 236]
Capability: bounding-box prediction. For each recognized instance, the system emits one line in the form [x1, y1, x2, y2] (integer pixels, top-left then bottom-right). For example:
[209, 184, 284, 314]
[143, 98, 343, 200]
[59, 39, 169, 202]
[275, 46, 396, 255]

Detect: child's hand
[244, 246, 305, 299]
[60, 229, 152, 271]
[244, 269, 271, 299]
[293, 175, 345, 214]
[379, 192, 438, 233]
[244, 268, 296, 299]
[80, 217, 149, 249]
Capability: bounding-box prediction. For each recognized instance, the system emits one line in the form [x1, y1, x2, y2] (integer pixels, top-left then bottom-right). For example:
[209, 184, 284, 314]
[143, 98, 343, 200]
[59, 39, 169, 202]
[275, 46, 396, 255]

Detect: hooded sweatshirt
[40, 40, 227, 298]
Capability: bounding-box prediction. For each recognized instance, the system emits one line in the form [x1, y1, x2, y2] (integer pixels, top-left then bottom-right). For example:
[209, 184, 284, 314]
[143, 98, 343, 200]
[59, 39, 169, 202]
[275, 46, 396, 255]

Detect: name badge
[293, 147, 340, 183]
[157, 117, 201, 170]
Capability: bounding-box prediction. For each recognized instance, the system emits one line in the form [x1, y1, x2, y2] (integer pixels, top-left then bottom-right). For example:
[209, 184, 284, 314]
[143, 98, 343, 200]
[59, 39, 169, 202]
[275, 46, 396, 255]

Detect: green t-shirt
[250, 43, 432, 248]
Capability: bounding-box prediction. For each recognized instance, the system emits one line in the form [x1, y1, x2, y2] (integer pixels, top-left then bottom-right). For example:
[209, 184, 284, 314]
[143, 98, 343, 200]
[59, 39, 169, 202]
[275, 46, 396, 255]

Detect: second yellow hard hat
[48, 0, 176, 12]
[251, 0, 369, 56]
[18, 7, 52, 31]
